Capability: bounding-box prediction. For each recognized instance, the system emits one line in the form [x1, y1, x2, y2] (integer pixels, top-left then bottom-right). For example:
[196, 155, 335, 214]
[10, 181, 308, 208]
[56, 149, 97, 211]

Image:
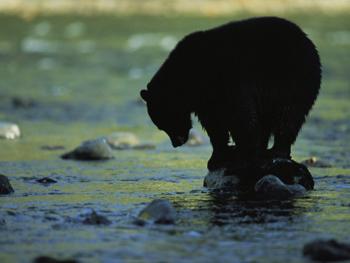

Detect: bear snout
[170, 135, 188, 148]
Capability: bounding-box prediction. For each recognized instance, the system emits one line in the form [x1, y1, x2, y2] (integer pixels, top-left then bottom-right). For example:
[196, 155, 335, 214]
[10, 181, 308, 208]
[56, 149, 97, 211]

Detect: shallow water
[0, 13, 350, 263]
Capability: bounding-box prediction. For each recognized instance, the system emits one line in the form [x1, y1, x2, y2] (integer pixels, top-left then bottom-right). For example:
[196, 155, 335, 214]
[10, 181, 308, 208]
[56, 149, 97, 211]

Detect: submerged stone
[0, 174, 15, 195]
[133, 199, 177, 226]
[36, 177, 57, 184]
[82, 210, 111, 225]
[303, 239, 350, 261]
[61, 138, 114, 160]
[203, 158, 314, 197]
[34, 256, 79, 263]
[0, 122, 21, 139]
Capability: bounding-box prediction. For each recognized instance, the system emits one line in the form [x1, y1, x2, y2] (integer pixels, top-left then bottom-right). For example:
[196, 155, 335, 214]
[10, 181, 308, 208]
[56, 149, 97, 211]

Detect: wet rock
[12, 96, 37, 108]
[0, 122, 21, 139]
[133, 199, 177, 226]
[36, 177, 57, 184]
[82, 210, 111, 225]
[61, 138, 114, 160]
[255, 175, 306, 198]
[303, 239, 350, 261]
[186, 128, 209, 146]
[204, 158, 314, 197]
[33, 256, 79, 263]
[301, 157, 332, 168]
[0, 174, 15, 195]
[104, 132, 141, 149]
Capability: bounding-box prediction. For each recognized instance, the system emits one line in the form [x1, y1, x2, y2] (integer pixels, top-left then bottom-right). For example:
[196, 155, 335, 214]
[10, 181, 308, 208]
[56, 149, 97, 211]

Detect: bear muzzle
[169, 135, 188, 148]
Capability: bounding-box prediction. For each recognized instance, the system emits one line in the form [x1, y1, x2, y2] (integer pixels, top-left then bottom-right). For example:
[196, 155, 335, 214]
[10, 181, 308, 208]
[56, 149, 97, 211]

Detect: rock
[301, 156, 332, 168]
[203, 158, 314, 197]
[82, 210, 111, 225]
[0, 174, 15, 195]
[12, 96, 37, 108]
[255, 175, 306, 198]
[203, 168, 244, 191]
[186, 128, 208, 146]
[33, 256, 79, 263]
[133, 199, 177, 226]
[36, 177, 57, 184]
[104, 132, 141, 149]
[303, 239, 350, 261]
[61, 138, 114, 160]
[0, 122, 21, 139]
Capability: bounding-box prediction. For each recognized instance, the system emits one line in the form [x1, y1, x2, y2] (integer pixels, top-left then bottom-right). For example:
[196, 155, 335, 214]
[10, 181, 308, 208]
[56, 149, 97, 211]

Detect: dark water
[0, 13, 350, 263]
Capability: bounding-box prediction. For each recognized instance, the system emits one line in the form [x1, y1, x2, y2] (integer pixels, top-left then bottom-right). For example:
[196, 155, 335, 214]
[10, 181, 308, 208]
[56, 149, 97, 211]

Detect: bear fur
[140, 17, 321, 172]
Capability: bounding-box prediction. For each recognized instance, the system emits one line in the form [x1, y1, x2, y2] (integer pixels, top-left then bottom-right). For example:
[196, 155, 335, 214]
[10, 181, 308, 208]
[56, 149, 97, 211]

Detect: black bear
[140, 17, 321, 172]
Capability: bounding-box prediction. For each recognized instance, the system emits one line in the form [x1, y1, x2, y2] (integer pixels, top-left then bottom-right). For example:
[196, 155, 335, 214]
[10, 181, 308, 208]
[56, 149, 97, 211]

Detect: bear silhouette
[141, 17, 321, 171]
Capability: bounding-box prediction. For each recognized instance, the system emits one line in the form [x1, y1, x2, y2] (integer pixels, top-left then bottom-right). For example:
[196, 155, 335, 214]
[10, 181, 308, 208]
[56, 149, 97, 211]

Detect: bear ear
[140, 90, 149, 102]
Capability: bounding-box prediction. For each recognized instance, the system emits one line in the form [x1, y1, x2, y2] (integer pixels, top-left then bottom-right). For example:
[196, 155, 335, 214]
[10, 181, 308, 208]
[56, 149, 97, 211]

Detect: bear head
[140, 89, 192, 148]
